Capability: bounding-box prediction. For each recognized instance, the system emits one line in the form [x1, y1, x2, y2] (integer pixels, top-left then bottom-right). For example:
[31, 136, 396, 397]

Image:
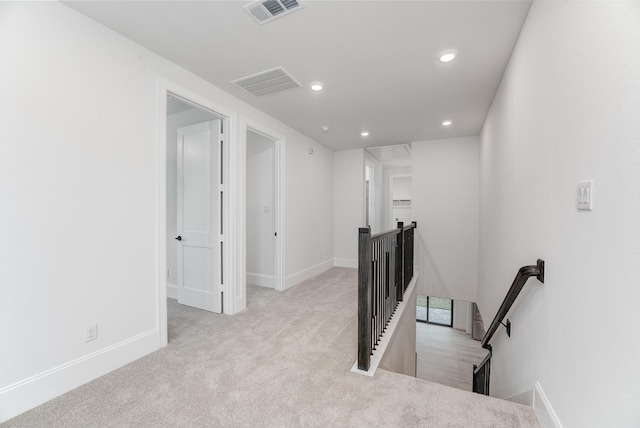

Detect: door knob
[175, 236, 182, 241]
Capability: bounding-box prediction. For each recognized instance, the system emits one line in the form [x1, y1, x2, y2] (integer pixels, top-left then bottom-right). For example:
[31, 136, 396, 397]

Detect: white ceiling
[64, 1, 531, 151]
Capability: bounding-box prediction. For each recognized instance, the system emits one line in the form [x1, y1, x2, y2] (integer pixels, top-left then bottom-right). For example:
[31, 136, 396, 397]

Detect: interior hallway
[4, 268, 537, 427]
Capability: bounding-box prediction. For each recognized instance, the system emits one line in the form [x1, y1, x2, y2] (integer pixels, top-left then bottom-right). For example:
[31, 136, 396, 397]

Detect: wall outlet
[85, 324, 97, 343]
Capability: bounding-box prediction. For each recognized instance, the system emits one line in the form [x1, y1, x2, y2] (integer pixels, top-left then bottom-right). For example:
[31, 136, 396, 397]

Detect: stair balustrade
[358, 221, 416, 371]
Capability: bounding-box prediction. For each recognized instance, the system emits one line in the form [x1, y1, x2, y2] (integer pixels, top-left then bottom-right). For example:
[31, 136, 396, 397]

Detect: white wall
[167, 107, 218, 291]
[284, 138, 334, 288]
[412, 137, 480, 303]
[478, 2, 640, 427]
[333, 149, 364, 268]
[246, 131, 275, 287]
[0, 2, 333, 421]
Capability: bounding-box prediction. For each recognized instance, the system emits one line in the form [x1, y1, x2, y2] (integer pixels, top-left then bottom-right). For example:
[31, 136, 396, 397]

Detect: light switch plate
[577, 180, 593, 210]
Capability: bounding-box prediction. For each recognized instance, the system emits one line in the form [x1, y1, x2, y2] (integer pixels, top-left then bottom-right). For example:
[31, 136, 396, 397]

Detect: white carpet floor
[3, 268, 539, 427]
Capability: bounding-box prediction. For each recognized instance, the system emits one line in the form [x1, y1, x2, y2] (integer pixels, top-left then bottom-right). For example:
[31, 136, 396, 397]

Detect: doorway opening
[244, 125, 284, 295]
[246, 129, 277, 290]
[158, 82, 236, 348]
[166, 94, 226, 317]
[364, 144, 412, 232]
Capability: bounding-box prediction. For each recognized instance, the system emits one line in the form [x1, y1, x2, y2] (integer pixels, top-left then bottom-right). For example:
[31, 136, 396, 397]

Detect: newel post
[357, 227, 372, 371]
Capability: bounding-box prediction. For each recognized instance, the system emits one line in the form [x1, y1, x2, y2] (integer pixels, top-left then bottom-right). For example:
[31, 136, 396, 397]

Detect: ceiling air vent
[232, 67, 302, 98]
[244, 0, 304, 24]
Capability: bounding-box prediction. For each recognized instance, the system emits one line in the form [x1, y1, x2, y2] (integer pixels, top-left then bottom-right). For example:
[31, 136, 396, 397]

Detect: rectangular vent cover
[232, 67, 301, 98]
[244, 0, 303, 24]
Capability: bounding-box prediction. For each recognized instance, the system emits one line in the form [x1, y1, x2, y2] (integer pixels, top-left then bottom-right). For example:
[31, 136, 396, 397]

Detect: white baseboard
[0, 329, 159, 423]
[285, 259, 333, 289]
[533, 381, 564, 428]
[246, 272, 275, 288]
[167, 282, 178, 299]
[333, 258, 357, 269]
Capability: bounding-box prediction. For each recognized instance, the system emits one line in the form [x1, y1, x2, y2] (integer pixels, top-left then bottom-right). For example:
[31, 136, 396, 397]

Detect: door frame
[242, 120, 285, 294]
[157, 79, 237, 348]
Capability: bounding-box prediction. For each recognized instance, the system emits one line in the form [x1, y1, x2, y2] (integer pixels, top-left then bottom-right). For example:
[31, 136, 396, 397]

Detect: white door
[176, 120, 222, 313]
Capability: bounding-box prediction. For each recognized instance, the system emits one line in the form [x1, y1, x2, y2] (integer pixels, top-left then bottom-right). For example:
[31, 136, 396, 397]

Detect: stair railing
[473, 259, 545, 395]
[358, 221, 416, 371]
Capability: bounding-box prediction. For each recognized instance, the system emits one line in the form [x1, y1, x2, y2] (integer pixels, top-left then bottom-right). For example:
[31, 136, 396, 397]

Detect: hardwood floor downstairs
[416, 322, 488, 392]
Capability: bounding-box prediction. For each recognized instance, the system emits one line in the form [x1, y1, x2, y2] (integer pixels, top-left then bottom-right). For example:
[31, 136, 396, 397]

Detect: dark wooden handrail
[473, 259, 545, 395]
[480, 259, 545, 350]
[371, 224, 415, 241]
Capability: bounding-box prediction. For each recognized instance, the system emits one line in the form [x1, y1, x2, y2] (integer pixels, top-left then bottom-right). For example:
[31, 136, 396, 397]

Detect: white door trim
[242, 119, 286, 293]
[156, 78, 238, 348]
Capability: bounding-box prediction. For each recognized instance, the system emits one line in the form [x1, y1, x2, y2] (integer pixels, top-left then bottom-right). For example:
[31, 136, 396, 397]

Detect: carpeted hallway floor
[3, 268, 539, 427]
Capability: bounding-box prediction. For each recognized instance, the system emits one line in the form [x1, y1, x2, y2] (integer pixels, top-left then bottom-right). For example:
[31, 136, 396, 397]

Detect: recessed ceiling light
[310, 82, 324, 91]
[361, 131, 370, 137]
[439, 50, 457, 63]
[442, 120, 453, 126]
